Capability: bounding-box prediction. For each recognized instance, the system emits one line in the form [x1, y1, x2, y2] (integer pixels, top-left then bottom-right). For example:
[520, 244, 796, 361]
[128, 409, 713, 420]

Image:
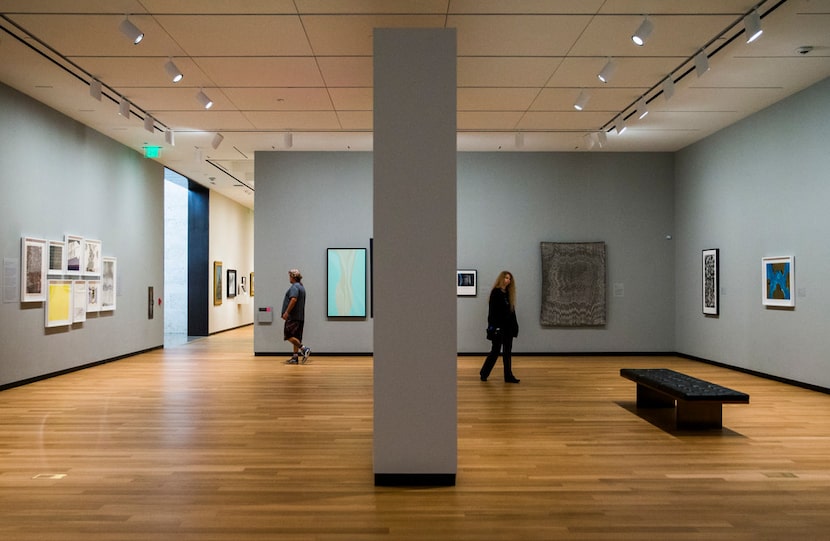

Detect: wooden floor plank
[1, 326, 829, 540]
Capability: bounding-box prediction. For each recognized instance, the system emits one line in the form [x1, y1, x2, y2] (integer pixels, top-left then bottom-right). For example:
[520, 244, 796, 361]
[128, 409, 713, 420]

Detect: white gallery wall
[674, 76, 830, 389]
[0, 82, 164, 387]
[254, 151, 676, 356]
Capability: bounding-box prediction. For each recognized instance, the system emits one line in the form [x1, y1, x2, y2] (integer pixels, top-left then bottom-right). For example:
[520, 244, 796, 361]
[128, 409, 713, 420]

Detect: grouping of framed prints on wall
[21, 235, 117, 328]
[213, 262, 253, 306]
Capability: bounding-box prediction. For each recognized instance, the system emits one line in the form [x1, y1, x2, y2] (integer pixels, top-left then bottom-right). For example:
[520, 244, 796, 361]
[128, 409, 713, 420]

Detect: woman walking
[480, 271, 520, 383]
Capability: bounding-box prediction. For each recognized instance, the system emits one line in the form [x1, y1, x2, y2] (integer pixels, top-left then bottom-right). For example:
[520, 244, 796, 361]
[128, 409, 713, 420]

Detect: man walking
[282, 268, 311, 364]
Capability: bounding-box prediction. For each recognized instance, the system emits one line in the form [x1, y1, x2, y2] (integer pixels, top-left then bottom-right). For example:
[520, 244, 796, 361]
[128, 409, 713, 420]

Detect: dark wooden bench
[620, 368, 749, 428]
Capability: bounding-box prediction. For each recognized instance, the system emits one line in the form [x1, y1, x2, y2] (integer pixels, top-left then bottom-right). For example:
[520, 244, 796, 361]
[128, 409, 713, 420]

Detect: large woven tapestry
[540, 242, 607, 327]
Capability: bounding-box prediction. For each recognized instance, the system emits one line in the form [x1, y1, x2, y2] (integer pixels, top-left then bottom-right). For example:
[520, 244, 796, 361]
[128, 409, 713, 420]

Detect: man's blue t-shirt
[282, 282, 306, 321]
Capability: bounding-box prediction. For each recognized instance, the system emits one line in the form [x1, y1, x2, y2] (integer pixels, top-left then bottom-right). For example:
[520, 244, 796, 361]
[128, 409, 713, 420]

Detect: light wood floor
[2, 326, 830, 540]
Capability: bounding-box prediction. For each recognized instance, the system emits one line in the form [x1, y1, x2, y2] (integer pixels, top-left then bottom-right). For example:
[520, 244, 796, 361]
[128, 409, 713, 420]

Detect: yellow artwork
[46, 280, 72, 327]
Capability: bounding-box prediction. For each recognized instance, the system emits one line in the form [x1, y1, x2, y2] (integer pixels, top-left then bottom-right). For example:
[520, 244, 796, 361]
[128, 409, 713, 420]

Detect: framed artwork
[83, 239, 102, 277]
[21, 236, 47, 302]
[457, 269, 477, 296]
[227, 269, 237, 298]
[702, 249, 719, 315]
[101, 256, 117, 311]
[86, 280, 102, 312]
[45, 279, 73, 327]
[249, 272, 255, 297]
[214, 261, 223, 305]
[327, 248, 367, 318]
[72, 280, 87, 323]
[762, 256, 795, 307]
[65, 234, 83, 274]
[48, 240, 65, 276]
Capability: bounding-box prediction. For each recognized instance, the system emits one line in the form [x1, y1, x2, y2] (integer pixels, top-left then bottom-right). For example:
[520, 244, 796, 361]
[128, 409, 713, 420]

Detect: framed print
[48, 240, 65, 276]
[45, 279, 72, 327]
[21, 236, 47, 302]
[87, 280, 102, 312]
[65, 234, 83, 274]
[227, 269, 237, 298]
[101, 256, 117, 311]
[72, 280, 87, 323]
[83, 239, 102, 277]
[702, 249, 719, 315]
[540, 242, 607, 327]
[214, 261, 223, 305]
[457, 269, 477, 296]
[249, 272, 255, 297]
[762, 256, 795, 307]
[327, 248, 367, 318]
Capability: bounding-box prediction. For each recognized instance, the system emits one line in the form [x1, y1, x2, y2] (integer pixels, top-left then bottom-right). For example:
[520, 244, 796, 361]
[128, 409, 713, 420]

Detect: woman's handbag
[486, 326, 500, 340]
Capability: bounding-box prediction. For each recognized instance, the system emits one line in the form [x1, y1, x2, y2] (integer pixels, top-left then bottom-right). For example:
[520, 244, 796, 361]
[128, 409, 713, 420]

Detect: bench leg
[676, 400, 722, 428]
[636, 384, 675, 408]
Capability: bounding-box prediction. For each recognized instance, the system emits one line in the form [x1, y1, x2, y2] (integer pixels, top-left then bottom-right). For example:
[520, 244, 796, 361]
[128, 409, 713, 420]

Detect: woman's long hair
[492, 271, 516, 309]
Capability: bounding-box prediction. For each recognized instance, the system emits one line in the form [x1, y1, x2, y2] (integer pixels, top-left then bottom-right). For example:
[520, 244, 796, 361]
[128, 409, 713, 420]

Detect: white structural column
[372, 28, 458, 486]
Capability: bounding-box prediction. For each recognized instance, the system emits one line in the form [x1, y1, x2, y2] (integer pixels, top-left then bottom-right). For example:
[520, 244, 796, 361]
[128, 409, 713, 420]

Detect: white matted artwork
[65, 234, 83, 274]
[87, 280, 102, 312]
[762, 255, 795, 307]
[72, 280, 87, 323]
[457, 269, 477, 296]
[45, 279, 73, 327]
[21, 236, 47, 302]
[101, 256, 117, 311]
[83, 239, 102, 277]
[702, 248, 719, 315]
[48, 240, 65, 276]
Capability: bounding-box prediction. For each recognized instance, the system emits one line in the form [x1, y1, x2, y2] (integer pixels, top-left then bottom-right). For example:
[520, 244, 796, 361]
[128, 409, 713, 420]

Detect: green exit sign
[144, 146, 161, 158]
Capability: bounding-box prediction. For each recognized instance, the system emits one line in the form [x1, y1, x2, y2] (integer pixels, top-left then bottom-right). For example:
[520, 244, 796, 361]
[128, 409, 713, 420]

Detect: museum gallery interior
[2, 1, 830, 539]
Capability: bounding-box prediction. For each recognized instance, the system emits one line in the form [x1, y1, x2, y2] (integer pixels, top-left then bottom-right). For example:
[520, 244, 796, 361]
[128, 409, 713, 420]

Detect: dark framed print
[227, 268, 237, 298]
[457, 269, 477, 296]
[213, 261, 223, 305]
[702, 248, 719, 315]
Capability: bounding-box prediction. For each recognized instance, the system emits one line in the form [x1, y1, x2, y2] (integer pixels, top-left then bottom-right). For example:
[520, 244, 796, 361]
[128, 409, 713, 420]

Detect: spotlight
[89, 79, 102, 101]
[197, 89, 214, 109]
[582, 133, 596, 150]
[636, 97, 649, 119]
[597, 130, 607, 147]
[631, 17, 654, 46]
[514, 132, 524, 148]
[144, 114, 154, 133]
[662, 77, 675, 101]
[284, 132, 293, 149]
[598, 58, 616, 84]
[165, 129, 175, 146]
[118, 96, 130, 118]
[119, 16, 144, 45]
[164, 59, 183, 83]
[744, 9, 763, 43]
[573, 90, 590, 111]
[694, 51, 709, 77]
[615, 115, 627, 135]
[211, 133, 224, 149]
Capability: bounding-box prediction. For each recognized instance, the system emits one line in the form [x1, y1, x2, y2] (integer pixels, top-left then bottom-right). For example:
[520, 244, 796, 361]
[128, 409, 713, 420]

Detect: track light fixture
[744, 9, 763, 43]
[119, 16, 144, 45]
[284, 132, 293, 149]
[583, 133, 596, 150]
[118, 96, 130, 118]
[662, 77, 675, 101]
[598, 58, 616, 84]
[143, 114, 154, 133]
[636, 97, 649, 120]
[615, 115, 627, 135]
[197, 89, 214, 109]
[89, 79, 102, 101]
[573, 90, 590, 111]
[165, 129, 175, 146]
[514, 132, 524, 148]
[631, 17, 654, 46]
[211, 133, 224, 149]
[694, 51, 710, 77]
[164, 59, 183, 83]
[597, 130, 607, 147]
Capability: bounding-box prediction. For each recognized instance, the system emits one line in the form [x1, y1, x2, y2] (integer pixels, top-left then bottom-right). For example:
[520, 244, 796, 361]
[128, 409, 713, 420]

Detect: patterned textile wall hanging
[540, 242, 607, 327]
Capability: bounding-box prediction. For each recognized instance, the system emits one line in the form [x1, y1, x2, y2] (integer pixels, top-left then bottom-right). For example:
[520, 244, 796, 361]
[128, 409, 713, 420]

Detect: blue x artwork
[767, 263, 791, 300]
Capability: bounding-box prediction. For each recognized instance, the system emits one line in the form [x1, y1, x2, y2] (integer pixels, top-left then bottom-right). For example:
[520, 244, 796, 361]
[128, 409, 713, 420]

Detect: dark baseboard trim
[458, 351, 677, 357]
[0, 345, 163, 393]
[677, 352, 830, 396]
[374, 473, 456, 487]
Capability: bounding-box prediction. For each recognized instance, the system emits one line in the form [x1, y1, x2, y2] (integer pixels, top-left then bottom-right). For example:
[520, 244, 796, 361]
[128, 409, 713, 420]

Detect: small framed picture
[702, 249, 719, 315]
[227, 269, 237, 298]
[762, 255, 794, 307]
[457, 269, 477, 296]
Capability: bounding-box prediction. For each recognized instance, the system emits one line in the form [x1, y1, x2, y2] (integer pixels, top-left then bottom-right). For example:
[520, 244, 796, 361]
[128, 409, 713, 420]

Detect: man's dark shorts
[284, 320, 304, 341]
